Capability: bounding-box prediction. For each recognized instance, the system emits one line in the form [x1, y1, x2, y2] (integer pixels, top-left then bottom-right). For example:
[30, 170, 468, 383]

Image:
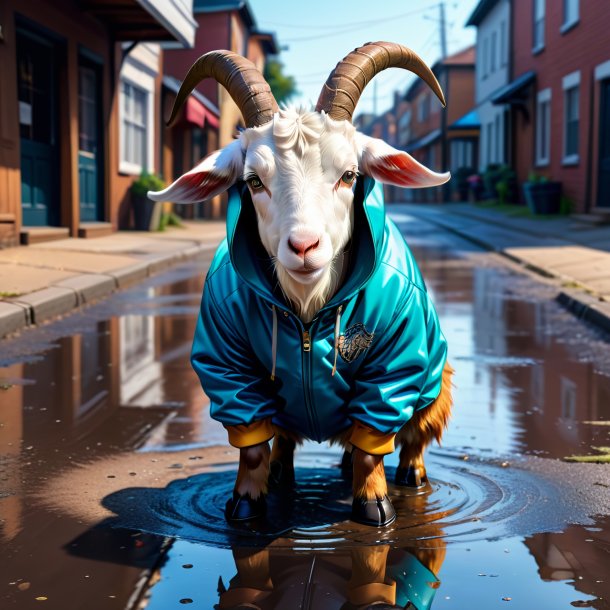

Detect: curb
[0, 242, 215, 340]
[410, 210, 610, 335]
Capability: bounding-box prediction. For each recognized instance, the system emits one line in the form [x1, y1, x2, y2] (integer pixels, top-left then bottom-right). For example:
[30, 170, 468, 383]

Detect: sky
[249, 0, 480, 119]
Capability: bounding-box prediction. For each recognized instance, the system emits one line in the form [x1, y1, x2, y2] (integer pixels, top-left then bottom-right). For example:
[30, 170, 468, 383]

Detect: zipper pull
[302, 330, 311, 351]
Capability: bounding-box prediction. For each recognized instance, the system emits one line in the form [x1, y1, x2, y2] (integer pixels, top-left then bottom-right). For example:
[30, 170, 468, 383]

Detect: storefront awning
[491, 71, 536, 105]
[81, 0, 197, 47]
[448, 109, 480, 130]
[163, 76, 220, 129]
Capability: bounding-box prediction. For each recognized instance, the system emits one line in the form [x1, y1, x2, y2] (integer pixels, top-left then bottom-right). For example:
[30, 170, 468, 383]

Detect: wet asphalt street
[1, 212, 609, 610]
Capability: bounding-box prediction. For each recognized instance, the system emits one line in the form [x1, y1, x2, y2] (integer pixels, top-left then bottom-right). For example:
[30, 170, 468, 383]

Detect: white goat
[149, 42, 454, 527]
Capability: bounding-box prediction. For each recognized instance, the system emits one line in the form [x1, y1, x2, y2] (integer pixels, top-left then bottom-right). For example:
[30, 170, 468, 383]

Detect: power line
[282, 6, 436, 42]
[265, 5, 439, 31]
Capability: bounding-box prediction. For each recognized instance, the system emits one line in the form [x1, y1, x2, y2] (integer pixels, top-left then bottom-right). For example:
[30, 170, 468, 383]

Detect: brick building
[163, 0, 278, 218]
[489, 0, 610, 214]
[402, 46, 479, 202]
[0, 0, 197, 247]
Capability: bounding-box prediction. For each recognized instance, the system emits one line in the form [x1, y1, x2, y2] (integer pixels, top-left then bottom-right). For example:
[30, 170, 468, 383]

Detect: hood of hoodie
[225, 175, 385, 310]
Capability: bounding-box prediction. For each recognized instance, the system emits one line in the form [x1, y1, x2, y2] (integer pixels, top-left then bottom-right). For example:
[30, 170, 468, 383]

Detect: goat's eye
[246, 175, 264, 190]
[341, 170, 356, 185]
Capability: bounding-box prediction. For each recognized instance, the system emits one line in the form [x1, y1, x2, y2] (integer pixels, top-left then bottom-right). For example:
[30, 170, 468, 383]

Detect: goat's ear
[147, 139, 243, 203]
[356, 133, 450, 189]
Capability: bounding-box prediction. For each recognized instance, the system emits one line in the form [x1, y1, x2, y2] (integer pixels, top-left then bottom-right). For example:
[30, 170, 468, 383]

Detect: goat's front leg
[225, 441, 270, 521]
[351, 447, 396, 527]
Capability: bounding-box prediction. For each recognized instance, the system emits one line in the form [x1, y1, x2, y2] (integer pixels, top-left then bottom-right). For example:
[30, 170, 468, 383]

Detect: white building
[467, 0, 511, 171]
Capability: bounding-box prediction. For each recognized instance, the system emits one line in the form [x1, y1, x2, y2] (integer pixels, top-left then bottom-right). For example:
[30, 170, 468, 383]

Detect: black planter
[133, 194, 162, 231]
[522, 181, 562, 215]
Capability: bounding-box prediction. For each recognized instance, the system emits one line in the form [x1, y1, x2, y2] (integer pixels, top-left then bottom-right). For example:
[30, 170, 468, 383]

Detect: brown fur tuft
[397, 361, 454, 475]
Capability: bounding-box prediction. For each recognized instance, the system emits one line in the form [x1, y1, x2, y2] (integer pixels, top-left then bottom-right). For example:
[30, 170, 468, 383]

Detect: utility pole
[439, 1, 448, 60]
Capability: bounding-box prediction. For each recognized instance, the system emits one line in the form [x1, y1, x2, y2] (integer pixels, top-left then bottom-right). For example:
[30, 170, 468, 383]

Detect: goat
[149, 42, 453, 527]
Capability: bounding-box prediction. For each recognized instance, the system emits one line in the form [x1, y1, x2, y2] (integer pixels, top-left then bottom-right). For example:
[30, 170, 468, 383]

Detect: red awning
[185, 97, 219, 129]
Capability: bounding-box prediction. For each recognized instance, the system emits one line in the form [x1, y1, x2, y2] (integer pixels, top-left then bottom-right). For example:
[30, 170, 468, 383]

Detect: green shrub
[131, 172, 165, 198]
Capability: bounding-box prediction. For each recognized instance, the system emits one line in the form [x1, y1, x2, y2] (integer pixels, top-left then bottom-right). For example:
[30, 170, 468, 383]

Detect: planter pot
[522, 181, 562, 215]
[133, 194, 162, 231]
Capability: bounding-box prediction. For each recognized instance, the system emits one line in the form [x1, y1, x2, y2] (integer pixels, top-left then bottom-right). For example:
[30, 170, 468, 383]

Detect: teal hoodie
[191, 177, 447, 446]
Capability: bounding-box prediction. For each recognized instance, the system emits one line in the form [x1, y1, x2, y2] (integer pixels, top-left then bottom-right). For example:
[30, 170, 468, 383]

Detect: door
[78, 62, 103, 221]
[598, 79, 610, 208]
[17, 28, 59, 226]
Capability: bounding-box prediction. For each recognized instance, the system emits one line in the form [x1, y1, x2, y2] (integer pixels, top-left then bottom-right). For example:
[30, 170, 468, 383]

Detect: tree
[264, 58, 298, 105]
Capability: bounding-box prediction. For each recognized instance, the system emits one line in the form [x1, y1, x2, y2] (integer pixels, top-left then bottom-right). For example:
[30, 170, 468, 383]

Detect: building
[0, 0, 198, 247]
[403, 46, 478, 202]
[494, 0, 610, 214]
[163, 0, 278, 218]
[466, 0, 511, 171]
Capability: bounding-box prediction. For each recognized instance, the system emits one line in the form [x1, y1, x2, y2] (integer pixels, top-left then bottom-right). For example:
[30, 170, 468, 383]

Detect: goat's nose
[287, 233, 320, 257]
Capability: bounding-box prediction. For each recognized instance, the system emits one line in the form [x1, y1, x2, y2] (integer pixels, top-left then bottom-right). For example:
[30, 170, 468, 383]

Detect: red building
[163, 0, 278, 218]
[403, 46, 479, 203]
[503, 0, 610, 214]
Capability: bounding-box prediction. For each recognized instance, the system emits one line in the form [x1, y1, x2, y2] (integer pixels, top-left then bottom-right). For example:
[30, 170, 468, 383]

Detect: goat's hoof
[268, 460, 296, 489]
[351, 495, 396, 527]
[225, 491, 266, 522]
[394, 466, 428, 489]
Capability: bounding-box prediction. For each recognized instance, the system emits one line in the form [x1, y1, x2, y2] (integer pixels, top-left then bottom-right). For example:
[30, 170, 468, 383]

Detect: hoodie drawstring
[271, 305, 278, 381]
[332, 305, 343, 377]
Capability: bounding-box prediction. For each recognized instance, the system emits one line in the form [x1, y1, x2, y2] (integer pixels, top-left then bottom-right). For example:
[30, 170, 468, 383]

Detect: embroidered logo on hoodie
[338, 323, 374, 363]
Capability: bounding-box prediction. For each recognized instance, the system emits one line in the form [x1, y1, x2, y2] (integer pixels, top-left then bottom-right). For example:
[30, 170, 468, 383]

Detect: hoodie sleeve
[191, 280, 277, 448]
[348, 283, 448, 454]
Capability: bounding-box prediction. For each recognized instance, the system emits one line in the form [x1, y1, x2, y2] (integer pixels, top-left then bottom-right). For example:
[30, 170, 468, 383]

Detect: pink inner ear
[162, 170, 229, 203]
[369, 153, 445, 188]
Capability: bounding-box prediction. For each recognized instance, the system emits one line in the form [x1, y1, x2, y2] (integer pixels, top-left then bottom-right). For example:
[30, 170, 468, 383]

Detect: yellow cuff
[225, 419, 275, 448]
[349, 421, 396, 455]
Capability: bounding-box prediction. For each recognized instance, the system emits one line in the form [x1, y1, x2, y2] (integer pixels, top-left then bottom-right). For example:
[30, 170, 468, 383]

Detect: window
[491, 31, 497, 73]
[533, 0, 545, 52]
[500, 21, 507, 67]
[562, 71, 580, 163]
[495, 113, 502, 163]
[418, 94, 430, 122]
[486, 122, 493, 164]
[450, 140, 474, 172]
[120, 81, 148, 172]
[562, 0, 579, 32]
[483, 38, 489, 78]
[536, 88, 552, 166]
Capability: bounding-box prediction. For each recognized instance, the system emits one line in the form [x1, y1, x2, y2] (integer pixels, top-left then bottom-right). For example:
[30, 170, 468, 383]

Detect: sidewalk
[399, 202, 610, 333]
[0, 221, 226, 338]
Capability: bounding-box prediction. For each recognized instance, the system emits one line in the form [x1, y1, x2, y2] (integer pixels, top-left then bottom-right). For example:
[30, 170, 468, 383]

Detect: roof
[251, 30, 279, 55]
[193, 0, 256, 28]
[491, 71, 536, 104]
[435, 45, 476, 68]
[448, 109, 480, 130]
[404, 46, 475, 101]
[466, 0, 502, 27]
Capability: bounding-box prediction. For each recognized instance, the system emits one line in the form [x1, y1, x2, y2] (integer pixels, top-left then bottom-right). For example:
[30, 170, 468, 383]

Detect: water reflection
[213, 543, 444, 610]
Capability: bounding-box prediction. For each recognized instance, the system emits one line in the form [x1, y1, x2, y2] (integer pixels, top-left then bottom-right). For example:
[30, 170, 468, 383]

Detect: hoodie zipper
[300, 323, 321, 441]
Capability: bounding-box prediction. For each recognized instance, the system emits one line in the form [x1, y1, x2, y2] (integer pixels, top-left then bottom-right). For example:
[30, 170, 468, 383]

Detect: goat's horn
[316, 41, 445, 122]
[166, 50, 278, 128]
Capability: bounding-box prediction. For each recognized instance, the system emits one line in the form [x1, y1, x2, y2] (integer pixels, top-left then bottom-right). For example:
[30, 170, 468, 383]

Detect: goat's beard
[274, 251, 348, 323]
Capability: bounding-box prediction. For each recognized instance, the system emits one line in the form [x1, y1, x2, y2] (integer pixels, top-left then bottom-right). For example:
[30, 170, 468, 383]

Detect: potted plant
[522, 172, 562, 215]
[495, 166, 517, 205]
[131, 172, 165, 231]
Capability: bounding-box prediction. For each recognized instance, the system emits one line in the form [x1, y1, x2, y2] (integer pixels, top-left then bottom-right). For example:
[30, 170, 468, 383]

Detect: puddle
[1, 219, 610, 609]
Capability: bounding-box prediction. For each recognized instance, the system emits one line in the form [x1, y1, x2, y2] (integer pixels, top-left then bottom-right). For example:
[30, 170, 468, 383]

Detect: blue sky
[249, 0, 480, 119]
